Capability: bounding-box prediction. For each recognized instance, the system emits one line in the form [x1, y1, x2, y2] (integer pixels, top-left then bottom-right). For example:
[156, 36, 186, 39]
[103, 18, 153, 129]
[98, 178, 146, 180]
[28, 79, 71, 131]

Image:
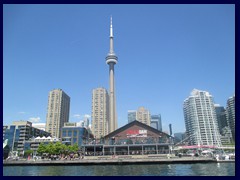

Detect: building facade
[226, 94, 235, 142]
[83, 120, 172, 156]
[91, 87, 109, 139]
[220, 126, 233, 145]
[174, 132, 185, 144]
[151, 114, 162, 131]
[32, 123, 46, 131]
[128, 107, 151, 126]
[23, 136, 60, 155]
[136, 107, 151, 126]
[128, 110, 137, 123]
[61, 122, 93, 146]
[46, 89, 70, 138]
[183, 89, 222, 146]
[77, 115, 90, 128]
[214, 104, 228, 134]
[3, 121, 51, 154]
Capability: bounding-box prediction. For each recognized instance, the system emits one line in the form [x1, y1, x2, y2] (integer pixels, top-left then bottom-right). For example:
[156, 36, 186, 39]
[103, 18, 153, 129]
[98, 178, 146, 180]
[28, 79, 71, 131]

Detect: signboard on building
[126, 129, 147, 137]
[64, 122, 76, 127]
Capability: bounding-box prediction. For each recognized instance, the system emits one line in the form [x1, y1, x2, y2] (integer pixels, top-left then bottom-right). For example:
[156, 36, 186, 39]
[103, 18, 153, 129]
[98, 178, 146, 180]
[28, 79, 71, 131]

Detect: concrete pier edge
[3, 157, 234, 166]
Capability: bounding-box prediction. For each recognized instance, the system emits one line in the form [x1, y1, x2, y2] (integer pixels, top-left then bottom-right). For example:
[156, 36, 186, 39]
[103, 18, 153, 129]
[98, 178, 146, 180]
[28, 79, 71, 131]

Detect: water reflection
[3, 163, 235, 176]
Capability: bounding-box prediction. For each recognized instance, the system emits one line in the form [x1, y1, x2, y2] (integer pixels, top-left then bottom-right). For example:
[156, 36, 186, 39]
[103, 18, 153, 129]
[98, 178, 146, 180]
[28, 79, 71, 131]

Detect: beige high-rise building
[46, 89, 70, 138]
[136, 107, 151, 126]
[91, 87, 109, 139]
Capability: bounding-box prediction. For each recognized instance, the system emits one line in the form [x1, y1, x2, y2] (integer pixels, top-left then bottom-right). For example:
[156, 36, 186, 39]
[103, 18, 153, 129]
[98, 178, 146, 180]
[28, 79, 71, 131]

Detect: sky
[3, 4, 235, 134]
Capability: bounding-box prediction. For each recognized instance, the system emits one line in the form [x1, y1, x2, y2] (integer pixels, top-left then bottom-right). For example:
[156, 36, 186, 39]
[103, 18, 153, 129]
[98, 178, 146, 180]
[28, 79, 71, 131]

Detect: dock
[3, 156, 234, 166]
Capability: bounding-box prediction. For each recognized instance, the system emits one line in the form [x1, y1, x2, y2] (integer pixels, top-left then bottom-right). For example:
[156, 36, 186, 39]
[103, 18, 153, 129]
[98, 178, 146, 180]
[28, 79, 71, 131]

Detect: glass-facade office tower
[226, 94, 235, 141]
[151, 114, 162, 132]
[214, 104, 228, 134]
[128, 110, 137, 123]
[174, 132, 185, 144]
[183, 89, 222, 146]
[61, 122, 93, 146]
[91, 87, 109, 139]
[46, 89, 70, 138]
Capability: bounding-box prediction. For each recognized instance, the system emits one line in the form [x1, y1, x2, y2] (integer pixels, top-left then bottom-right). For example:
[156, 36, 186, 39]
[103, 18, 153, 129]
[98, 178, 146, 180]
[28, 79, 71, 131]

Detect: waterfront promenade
[3, 154, 233, 166]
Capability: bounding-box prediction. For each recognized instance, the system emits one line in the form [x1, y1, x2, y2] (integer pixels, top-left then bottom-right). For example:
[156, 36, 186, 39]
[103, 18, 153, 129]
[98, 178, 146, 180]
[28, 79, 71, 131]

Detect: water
[3, 163, 235, 176]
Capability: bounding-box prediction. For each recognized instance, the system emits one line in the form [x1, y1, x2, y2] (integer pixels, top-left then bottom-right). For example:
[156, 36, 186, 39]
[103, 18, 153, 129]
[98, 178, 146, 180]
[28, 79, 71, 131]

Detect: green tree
[55, 141, 64, 155]
[68, 143, 79, 153]
[46, 142, 56, 155]
[61, 143, 68, 155]
[37, 143, 47, 155]
[24, 149, 33, 157]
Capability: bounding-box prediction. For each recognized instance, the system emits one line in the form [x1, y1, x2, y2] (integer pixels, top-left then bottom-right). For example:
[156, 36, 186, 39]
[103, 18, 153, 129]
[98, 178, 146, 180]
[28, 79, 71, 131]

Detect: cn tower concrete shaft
[106, 17, 118, 133]
[109, 63, 117, 132]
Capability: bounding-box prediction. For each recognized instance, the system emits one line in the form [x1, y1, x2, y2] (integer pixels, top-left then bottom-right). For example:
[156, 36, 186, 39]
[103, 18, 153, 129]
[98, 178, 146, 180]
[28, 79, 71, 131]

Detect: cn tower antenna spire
[110, 16, 113, 37]
[109, 16, 115, 54]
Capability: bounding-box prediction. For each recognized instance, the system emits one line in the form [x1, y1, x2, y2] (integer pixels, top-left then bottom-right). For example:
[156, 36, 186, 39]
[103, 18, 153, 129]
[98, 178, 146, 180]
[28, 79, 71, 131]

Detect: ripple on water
[3, 163, 235, 176]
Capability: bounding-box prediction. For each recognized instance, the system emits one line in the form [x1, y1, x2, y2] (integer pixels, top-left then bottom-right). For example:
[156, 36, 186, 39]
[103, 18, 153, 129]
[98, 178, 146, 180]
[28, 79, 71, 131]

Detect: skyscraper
[106, 17, 118, 133]
[214, 104, 228, 134]
[91, 87, 109, 139]
[151, 114, 162, 131]
[128, 110, 137, 123]
[136, 107, 151, 126]
[77, 115, 90, 128]
[183, 89, 221, 146]
[226, 94, 235, 141]
[46, 89, 70, 138]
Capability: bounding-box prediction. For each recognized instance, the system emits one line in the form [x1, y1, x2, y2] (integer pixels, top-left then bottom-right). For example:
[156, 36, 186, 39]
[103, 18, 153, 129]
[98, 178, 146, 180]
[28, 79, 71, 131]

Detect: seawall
[3, 156, 230, 166]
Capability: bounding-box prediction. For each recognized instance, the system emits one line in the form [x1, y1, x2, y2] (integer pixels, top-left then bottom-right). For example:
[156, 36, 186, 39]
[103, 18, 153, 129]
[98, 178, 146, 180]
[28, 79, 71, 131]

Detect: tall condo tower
[183, 89, 221, 146]
[136, 107, 151, 126]
[226, 94, 235, 142]
[106, 17, 118, 133]
[91, 88, 109, 139]
[46, 89, 70, 138]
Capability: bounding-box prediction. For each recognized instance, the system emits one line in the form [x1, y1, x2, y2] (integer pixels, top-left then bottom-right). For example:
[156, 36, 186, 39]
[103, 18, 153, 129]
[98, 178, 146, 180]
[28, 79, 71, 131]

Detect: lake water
[3, 163, 235, 176]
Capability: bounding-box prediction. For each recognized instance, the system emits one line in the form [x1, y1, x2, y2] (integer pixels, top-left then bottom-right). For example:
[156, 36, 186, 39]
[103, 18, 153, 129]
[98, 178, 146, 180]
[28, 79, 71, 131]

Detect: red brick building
[83, 120, 173, 156]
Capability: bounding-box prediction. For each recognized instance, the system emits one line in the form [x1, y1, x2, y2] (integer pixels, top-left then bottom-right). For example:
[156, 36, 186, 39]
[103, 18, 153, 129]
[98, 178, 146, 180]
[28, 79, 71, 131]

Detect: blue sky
[3, 4, 235, 134]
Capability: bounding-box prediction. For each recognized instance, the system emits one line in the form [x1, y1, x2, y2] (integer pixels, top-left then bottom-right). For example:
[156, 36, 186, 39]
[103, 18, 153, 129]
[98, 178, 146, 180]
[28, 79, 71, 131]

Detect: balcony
[31, 144, 39, 147]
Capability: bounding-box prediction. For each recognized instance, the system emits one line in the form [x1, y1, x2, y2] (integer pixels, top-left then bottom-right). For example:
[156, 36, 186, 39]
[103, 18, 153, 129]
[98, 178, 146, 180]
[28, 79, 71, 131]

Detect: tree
[68, 143, 79, 153]
[55, 142, 64, 155]
[24, 150, 34, 157]
[37, 143, 46, 155]
[36, 142, 80, 156]
[46, 142, 56, 155]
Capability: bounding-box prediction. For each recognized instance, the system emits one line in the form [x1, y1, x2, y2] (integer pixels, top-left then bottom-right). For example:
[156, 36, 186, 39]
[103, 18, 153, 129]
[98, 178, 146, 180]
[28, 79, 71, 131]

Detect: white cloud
[73, 114, 81, 119]
[28, 117, 40, 123]
[73, 114, 91, 119]
[84, 114, 91, 118]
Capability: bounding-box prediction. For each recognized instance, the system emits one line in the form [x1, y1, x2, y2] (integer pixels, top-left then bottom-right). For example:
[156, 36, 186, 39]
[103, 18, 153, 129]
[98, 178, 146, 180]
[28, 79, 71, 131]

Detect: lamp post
[94, 137, 96, 156]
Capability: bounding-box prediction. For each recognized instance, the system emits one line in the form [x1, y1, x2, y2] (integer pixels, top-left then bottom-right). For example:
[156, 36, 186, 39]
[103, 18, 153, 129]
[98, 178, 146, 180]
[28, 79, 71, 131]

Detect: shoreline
[3, 156, 235, 166]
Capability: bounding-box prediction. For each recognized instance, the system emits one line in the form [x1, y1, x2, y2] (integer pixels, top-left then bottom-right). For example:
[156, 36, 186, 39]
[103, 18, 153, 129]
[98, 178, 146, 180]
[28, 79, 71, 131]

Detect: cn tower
[106, 17, 118, 133]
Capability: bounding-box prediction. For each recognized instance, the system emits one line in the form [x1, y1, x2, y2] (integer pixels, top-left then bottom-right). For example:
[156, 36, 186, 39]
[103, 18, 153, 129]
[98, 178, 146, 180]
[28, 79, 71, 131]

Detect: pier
[3, 155, 233, 166]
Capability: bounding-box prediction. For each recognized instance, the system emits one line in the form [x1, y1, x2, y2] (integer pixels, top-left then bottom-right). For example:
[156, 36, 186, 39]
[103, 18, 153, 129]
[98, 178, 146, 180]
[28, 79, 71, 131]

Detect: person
[167, 154, 170, 159]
